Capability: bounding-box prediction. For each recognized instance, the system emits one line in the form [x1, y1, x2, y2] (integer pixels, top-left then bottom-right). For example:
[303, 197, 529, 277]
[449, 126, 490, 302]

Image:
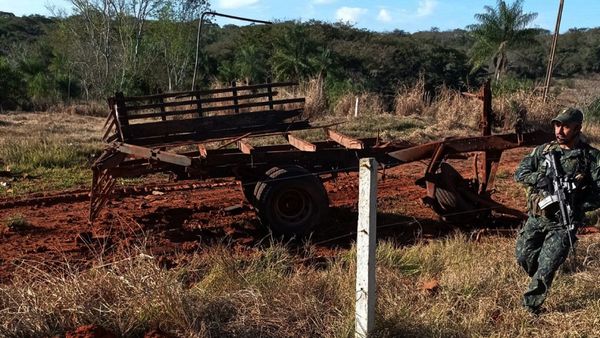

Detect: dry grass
[2, 78, 600, 336]
[0, 112, 105, 196]
[299, 76, 328, 119]
[333, 92, 387, 117]
[48, 101, 108, 117]
[1, 233, 599, 337]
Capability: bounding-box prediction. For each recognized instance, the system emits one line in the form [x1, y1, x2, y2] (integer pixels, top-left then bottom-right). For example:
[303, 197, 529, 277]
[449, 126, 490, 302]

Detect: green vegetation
[1, 234, 599, 336]
[468, 0, 539, 80]
[1, 1, 600, 111]
[2, 214, 31, 233]
[0, 112, 104, 195]
[0, 138, 99, 170]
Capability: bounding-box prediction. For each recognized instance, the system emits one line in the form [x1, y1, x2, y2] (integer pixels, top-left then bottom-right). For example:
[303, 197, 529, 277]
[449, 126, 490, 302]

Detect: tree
[468, 0, 538, 80]
[54, 0, 173, 97]
[271, 24, 319, 81]
[0, 56, 25, 110]
[149, 0, 210, 91]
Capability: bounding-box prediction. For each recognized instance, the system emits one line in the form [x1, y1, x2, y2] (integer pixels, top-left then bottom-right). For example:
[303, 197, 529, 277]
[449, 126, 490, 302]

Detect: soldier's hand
[536, 176, 552, 190]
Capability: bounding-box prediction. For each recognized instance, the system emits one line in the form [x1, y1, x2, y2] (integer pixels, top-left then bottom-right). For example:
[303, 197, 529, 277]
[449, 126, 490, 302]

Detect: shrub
[0, 57, 26, 111]
[492, 77, 535, 97]
[2, 214, 31, 233]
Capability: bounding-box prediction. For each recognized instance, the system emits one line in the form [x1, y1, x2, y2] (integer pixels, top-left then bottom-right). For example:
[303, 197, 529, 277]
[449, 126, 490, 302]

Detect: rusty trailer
[91, 81, 552, 236]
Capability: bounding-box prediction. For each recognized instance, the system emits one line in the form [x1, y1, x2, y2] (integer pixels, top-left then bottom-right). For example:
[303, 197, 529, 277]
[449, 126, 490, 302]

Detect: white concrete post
[354, 96, 359, 117]
[355, 157, 377, 338]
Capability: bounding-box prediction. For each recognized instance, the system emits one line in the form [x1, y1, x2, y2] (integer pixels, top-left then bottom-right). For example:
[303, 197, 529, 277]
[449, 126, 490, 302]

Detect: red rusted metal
[389, 81, 554, 222]
[91, 80, 554, 226]
[388, 130, 553, 162]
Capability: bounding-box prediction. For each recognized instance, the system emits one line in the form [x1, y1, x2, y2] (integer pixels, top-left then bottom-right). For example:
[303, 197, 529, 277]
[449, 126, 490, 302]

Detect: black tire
[253, 165, 329, 237]
[241, 180, 257, 203]
[241, 167, 280, 204]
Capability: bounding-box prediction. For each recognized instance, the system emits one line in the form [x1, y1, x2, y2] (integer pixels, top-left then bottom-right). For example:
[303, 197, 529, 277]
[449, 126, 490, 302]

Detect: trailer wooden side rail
[91, 81, 553, 236]
[92, 82, 413, 236]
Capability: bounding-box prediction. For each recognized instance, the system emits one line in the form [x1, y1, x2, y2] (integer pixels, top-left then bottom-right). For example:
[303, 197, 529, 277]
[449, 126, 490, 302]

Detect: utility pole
[543, 0, 565, 103]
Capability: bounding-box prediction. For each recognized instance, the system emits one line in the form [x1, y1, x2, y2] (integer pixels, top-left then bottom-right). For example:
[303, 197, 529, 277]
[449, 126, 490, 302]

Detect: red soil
[0, 148, 563, 282]
[65, 325, 117, 338]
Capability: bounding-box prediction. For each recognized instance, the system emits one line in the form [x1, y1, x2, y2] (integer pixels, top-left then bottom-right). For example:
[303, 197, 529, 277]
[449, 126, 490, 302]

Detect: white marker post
[355, 157, 377, 338]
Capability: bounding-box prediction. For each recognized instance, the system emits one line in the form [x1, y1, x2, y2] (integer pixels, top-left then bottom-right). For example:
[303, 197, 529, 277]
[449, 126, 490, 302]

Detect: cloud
[377, 9, 392, 23]
[218, 0, 259, 9]
[312, 0, 337, 4]
[335, 7, 367, 24]
[416, 0, 437, 17]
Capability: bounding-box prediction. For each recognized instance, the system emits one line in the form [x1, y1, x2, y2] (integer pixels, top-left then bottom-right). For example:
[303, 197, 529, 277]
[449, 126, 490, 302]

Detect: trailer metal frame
[90, 81, 553, 235]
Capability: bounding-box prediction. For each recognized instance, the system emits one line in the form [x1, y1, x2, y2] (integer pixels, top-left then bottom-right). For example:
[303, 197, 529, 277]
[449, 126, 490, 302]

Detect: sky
[1, 0, 599, 33]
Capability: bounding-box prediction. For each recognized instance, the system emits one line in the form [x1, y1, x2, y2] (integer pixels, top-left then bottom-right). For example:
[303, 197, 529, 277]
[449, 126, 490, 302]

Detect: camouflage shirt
[514, 139, 600, 222]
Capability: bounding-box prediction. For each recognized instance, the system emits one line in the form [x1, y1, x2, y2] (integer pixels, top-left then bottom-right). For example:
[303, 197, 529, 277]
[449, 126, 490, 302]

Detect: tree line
[1, 0, 600, 111]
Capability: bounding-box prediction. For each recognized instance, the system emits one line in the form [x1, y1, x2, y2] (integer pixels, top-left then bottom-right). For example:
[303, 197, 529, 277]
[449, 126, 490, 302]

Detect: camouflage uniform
[514, 111, 600, 312]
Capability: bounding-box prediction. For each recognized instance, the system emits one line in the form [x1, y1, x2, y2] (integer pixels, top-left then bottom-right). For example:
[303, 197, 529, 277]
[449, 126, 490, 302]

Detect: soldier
[514, 107, 600, 314]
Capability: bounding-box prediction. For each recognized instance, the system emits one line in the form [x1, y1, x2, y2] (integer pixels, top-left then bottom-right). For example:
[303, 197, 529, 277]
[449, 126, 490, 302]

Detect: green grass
[0, 138, 99, 196]
[0, 138, 100, 171]
[0, 112, 104, 195]
[0, 167, 93, 197]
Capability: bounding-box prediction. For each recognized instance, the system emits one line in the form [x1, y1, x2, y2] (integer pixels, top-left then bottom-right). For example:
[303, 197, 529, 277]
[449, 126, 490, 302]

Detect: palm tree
[234, 44, 267, 85]
[271, 24, 314, 81]
[468, 0, 538, 80]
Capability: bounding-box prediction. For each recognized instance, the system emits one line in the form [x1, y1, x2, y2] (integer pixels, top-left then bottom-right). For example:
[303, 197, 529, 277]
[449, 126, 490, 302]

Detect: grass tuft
[2, 214, 32, 233]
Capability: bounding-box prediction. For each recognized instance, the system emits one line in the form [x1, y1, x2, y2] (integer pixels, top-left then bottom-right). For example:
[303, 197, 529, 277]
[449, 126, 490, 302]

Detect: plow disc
[389, 80, 554, 225]
[420, 162, 526, 224]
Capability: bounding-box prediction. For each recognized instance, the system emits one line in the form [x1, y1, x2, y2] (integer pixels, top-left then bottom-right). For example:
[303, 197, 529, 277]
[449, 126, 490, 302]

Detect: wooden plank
[355, 158, 378, 338]
[388, 131, 555, 163]
[267, 83, 274, 110]
[121, 82, 299, 102]
[102, 101, 115, 130]
[326, 128, 364, 149]
[126, 98, 305, 120]
[102, 117, 117, 142]
[104, 133, 120, 143]
[125, 91, 279, 112]
[113, 94, 128, 141]
[237, 139, 254, 154]
[131, 121, 311, 147]
[195, 93, 203, 117]
[127, 109, 304, 139]
[116, 143, 192, 167]
[287, 134, 317, 152]
[231, 81, 240, 114]
[159, 96, 167, 121]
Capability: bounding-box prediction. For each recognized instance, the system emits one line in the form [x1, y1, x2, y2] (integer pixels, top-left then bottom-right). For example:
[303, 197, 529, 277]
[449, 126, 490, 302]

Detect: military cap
[552, 107, 584, 125]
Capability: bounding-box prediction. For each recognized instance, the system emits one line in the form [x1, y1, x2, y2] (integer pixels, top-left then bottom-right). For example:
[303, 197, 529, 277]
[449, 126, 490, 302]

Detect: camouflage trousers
[515, 216, 577, 309]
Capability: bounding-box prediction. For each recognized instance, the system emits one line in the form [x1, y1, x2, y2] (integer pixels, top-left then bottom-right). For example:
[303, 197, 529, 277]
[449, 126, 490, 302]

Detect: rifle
[538, 151, 577, 231]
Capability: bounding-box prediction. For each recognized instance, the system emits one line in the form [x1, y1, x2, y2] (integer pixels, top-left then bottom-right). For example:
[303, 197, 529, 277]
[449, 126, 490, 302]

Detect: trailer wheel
[241, 181, 256, 203]
[253, 166, 329, 237]
[241, 167, 280, 204]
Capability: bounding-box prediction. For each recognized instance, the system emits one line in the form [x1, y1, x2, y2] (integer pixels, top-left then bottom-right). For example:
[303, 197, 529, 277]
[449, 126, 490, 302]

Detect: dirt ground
[1, 147, 593, 283]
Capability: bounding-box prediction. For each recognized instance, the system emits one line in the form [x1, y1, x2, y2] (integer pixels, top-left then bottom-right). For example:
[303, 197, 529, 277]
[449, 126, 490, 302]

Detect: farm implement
[89, 81, 553, 236]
